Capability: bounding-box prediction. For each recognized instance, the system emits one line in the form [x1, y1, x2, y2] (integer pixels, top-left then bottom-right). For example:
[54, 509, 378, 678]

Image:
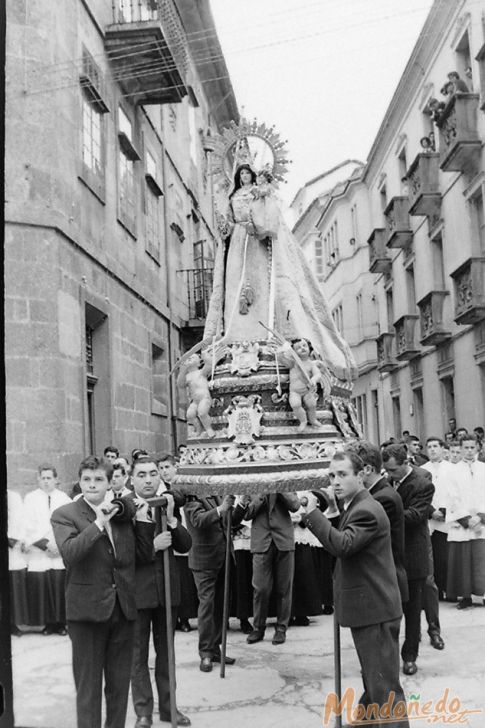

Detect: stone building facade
[5, 0, 238, 490]
[293, 0, 485, 443]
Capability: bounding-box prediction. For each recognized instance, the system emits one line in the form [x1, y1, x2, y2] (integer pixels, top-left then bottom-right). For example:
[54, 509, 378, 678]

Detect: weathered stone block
[5, 357, 31, 387]
[117, 384, 135, 409]
[30, 299, 54, 322]
[58, 290, 81, 358]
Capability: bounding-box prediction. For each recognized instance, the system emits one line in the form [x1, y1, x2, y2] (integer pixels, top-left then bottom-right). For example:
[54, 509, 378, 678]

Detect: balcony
[394, 315, 420, 360]
[384, 196, 413, 249]
[105, 0, 188, 105]
[368, 228, 392, 273]
[376, 332, 397, 372]
[450, 257, 485, 325]
[436, 93, 481, 175]
[417, 291, 451, 346]
[407, 153, 441, 219]
[178, 268, 214, 326]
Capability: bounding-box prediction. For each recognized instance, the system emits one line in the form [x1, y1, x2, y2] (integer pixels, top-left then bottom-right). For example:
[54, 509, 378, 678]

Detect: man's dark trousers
[68, 599, 134, 728]
[401, 578, 425, 661]
[352, 617, 406, 728]
[192, 565, 225, 658]
[131, 605, 178, 717]
[252, 542, 294, 629]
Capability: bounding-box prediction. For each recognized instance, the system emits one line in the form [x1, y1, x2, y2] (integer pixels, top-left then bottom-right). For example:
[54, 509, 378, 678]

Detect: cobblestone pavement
[11, 602, 485, 728]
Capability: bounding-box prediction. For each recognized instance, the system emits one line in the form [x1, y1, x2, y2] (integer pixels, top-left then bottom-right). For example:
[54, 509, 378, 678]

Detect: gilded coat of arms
[224, 395, 264, 444]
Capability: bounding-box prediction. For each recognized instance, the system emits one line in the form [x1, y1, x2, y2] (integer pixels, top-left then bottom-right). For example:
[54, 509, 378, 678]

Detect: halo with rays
[210, 117, 291, 190]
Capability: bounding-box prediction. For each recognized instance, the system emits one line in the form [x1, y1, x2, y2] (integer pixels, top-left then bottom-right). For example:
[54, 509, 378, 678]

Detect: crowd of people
[7, 424, 485, 728]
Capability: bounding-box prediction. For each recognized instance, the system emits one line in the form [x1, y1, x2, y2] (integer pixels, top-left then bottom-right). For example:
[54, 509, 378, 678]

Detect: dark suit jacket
[51, 497, 154, 622]
[303, 489, 402, 628]
[184, 496, 246, 571]
[125, 493, 192, 610]
[369, 477, 409, 603]
[395, 466, 434, 580]
[244, 493, 300, 553]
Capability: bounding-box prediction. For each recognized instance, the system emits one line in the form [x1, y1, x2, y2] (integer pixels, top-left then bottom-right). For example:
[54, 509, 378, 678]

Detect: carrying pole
[154, 503, 177, 728]
[220, 505, 233, 678]
[333, 613, 342, 728]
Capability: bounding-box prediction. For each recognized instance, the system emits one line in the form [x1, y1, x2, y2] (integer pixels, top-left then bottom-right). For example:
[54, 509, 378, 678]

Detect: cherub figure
[277, 338, 331, 432]
[177, 348, 224, 438]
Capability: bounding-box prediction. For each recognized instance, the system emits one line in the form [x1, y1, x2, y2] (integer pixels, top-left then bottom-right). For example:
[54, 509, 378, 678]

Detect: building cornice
[175, 0, 239, 129]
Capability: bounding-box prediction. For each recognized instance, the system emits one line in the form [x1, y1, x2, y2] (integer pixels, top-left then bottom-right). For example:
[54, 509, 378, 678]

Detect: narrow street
[12, 602, 485, 728]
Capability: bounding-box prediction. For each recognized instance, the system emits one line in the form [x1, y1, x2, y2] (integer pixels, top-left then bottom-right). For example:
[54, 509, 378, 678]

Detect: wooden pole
[333, 612, 342, 728]
[220, 505, 233, 678]
[155, 504, 177, 728]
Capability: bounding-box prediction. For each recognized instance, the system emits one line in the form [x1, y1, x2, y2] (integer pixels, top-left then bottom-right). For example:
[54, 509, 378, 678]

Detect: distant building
[293, 0, 485, 442]
[5, 0, 238, 490]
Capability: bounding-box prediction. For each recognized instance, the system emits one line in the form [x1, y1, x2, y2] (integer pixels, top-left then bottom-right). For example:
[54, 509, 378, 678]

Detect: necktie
[47, 494, 51, 510]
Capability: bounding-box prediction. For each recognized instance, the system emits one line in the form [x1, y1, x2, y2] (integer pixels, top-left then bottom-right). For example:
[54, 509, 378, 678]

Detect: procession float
[173, 118, 361, 496]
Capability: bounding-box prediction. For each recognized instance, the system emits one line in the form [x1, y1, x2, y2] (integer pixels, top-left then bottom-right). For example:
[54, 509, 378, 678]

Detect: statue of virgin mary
[204, 159, 357, 383]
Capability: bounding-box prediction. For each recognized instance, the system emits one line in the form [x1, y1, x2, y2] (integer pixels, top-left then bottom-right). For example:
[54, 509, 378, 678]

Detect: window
[356, 293, 363, 339]
[118, 106, 139, 234]
[325, 220, 339, 266]
[332, 303, 344, 334]
[405, 266, 417, 312]
[392, 395, 401, 439]
[350, 204, 359, 243]
[119, 151, 136, 232]
[441, 376, 455, 424]
[454, 30, 472, 84]
[314, 236, 323, 278]
[145, 187, 160, 261]
[379, 185, 388, 217]
[84, 302, 110, 455]
[144, 149, 163, 261]
[431, 234, 445, 288]
[371, 389, 380, 444]
[151, 342, 168, 416]
[82, 94, 103, 175]
[413, 388, 425, 440]
[119, 107, 132, 139]
[398, 148, 408, 195]
[386, 288, 394, 331]
[353, 394, 368, 437]
[471, 189, 485, 254]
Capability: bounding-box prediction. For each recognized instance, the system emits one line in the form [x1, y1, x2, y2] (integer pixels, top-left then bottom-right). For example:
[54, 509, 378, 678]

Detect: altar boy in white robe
[23, 464, 71, 633]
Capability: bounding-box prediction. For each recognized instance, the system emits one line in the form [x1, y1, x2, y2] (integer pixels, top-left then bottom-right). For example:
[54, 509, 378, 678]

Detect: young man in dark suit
[129, 456, 191, 727]
[242, 492, 301, 645]
[51, 456, 154, 728]
[382, 444, 435, 675]
[184, 493, 246, 672]
[356, 441, 408, 604]
[301, 450, 408, 728]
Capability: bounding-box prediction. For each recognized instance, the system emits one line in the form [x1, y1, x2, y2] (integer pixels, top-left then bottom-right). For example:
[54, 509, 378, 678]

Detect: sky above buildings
[209, 0, 435, 203]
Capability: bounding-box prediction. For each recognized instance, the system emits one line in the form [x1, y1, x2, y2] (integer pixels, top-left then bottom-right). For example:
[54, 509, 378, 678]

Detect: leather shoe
[212, 653, 235, 665]
[41, 626, 54, 636]
[57, 626, 68, 636]
[134, 718, 152, 728]
[159, 710, 191, 726]
[199, 657, 213, 672]
[272, 628, 286, 645]
[322, 605, 334, 615]
[403, 661, 418, 675]
[240, 618, 253, 634]
[430, 633, 445, 650]
[247, 629, 265, 644]
[456, 597, 473, 610]
[178, 619, 192, 632]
